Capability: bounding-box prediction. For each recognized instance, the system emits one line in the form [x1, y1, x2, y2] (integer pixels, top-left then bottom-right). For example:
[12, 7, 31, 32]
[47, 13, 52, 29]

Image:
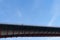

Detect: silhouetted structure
[0, 24, 60, 38]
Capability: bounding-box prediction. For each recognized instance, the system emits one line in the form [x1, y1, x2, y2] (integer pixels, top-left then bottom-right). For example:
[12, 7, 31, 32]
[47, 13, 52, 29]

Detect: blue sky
[0, 0, 60, 40]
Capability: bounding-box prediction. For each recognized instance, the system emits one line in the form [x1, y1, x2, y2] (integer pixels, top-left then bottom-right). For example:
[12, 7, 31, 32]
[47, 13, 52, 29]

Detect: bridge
[0, 24, 60, 38]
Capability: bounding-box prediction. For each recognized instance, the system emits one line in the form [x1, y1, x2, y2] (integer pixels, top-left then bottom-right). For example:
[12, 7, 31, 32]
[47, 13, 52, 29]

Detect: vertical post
[7, 27, 8, 36]
[0, 29, 1, 37]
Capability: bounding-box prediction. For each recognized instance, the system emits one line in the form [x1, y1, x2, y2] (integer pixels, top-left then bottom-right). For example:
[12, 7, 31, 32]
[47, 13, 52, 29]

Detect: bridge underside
[0, 24, 60, 38]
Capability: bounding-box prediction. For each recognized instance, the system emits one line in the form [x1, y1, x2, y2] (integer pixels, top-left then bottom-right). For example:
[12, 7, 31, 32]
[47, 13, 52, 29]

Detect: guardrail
[0, 24, 60, 38]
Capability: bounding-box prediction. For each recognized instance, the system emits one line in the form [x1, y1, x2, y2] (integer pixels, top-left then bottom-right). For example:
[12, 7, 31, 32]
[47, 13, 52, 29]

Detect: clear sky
[0, 0, 60, 40]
